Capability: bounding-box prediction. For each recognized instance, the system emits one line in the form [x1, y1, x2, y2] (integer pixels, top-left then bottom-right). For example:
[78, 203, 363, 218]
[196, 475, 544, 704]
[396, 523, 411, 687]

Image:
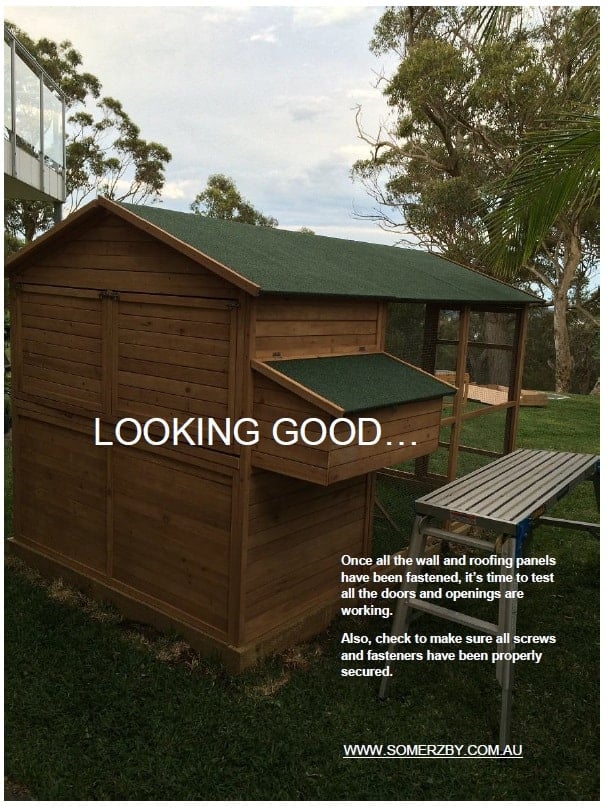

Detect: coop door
[115, 293, 237, 424]
[13, 285, 106, 413]
[13, 285, 238, 431]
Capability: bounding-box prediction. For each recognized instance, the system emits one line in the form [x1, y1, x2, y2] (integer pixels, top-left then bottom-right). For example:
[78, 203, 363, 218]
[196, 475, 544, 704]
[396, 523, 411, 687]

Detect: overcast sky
[6, 2, 408, 245]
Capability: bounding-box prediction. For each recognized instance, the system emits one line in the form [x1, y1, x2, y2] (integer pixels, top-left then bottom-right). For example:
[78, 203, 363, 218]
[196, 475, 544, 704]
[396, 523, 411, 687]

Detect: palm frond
[484, 115, 599, 277]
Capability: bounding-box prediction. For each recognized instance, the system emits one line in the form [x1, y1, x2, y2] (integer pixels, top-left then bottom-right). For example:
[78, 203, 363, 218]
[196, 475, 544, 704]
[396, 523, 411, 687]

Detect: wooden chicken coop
[6, 197, 539, 670]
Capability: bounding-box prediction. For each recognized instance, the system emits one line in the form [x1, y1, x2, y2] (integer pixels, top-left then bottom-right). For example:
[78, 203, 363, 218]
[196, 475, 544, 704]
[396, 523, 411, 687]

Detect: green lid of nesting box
[264, 353, 455, 414]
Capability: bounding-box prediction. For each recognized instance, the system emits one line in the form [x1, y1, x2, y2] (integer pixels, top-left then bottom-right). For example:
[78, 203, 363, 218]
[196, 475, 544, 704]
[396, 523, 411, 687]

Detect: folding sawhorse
[379, 449, 600, 745]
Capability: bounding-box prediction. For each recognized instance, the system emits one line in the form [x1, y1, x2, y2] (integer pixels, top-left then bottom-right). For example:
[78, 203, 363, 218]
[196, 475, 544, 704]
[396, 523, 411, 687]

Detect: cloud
[346, 86, 383, 102]
[161, 180, 199, 201]
[335, 142, 373, 163]
[292, 7, 367, 28]
[249, 25, 279, 43]
[277, 94, 333, 122]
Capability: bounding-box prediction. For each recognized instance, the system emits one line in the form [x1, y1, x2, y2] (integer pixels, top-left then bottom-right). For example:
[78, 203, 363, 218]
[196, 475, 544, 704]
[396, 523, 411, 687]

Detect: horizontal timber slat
[250, 451, 329, 485]
[21, 301, 101, 323]
[119, 342, 229, 373]
[256, 319, 377, 338]
[119, 313, 229, 340]
[118, 327, 229, 356]
[19, 266, 232, 295]
[23, 340, 100, 367]
[117, 356, 226, 388]
[116, 384, 229, 418]
[117, 370, 228, 404]
[23, 362, 102, 394]
[22, 326, 101, 352]
[22, 375, 102, 408]
[255, 334, 377, 357]
[328, 438, 439, 484]
[22, 351, 101, 380]
[21, 314, 101, 338]
[115, 400, 230, 425]
[19, 284, 101, 301]
[73, 222, 154, 242]
[119, 293, 236, 309]
[256, 299, 379, 321]
[35, 249, 209, 275]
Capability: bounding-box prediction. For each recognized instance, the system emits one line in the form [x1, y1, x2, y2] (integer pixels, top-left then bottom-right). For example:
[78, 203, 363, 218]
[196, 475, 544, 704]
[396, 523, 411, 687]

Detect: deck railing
[4, 25, 66, 209]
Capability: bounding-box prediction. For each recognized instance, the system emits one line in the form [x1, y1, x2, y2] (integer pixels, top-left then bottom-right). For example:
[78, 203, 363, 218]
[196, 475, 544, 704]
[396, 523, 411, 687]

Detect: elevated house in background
[6, 197, 539, 670]
[4, 25, 66, 221]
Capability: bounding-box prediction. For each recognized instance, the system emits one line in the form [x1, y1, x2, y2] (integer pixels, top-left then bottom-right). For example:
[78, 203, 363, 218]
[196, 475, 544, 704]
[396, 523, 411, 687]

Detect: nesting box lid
[253, 352, 456, 415]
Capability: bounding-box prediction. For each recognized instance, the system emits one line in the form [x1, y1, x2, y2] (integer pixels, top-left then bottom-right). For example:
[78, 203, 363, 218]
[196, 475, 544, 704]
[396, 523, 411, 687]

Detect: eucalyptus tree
[353, 6, 599, 392]
[191, 174, 277, 227]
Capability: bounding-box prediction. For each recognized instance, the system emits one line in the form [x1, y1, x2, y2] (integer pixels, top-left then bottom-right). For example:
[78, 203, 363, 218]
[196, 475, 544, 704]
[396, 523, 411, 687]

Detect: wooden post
[447, 307, 470, 481]
[229, 294, 255, 648]
[414, 304, 440, 480]
[504, 306, 528, 454]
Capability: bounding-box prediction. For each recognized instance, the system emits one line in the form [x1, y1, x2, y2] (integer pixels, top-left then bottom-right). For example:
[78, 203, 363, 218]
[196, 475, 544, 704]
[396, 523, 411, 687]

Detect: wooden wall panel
[111, 447, 233, 635]
[255, 298, 382, 359]
[252, 372, 444, 485]
[326, 399, 443, 484]
[14, 413, 107, 572]
[116, 297, 236, 428]
[18, 288, 104, 412]
[243, 471, 369, 641]
[15, 213, 236, 298]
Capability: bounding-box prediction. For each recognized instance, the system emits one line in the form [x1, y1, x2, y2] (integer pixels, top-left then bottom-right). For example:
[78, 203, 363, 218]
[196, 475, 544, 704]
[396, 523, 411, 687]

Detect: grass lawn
[4, 396, 600, 800]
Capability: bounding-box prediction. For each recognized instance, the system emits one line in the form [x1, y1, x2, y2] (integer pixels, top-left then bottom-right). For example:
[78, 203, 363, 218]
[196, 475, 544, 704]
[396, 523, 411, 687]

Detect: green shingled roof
[120, 203, 539, 305]
[265, 353, 455, 414]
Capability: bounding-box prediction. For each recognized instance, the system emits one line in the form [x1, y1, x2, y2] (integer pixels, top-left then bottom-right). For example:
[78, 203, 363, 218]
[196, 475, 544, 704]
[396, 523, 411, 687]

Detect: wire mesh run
[375, 302, 528, 557]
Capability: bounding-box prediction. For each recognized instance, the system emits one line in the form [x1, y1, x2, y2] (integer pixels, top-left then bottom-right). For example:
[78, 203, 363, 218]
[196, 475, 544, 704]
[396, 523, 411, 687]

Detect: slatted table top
[416, 448, 600, 538]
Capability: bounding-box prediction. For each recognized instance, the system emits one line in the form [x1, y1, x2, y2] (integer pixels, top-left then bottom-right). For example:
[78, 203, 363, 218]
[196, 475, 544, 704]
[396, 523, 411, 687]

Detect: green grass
[4, 396, 599, 800]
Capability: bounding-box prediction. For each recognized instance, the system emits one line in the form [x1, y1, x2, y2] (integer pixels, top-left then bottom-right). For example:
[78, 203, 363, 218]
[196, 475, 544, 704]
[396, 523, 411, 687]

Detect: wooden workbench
[379, 448, 600, 746]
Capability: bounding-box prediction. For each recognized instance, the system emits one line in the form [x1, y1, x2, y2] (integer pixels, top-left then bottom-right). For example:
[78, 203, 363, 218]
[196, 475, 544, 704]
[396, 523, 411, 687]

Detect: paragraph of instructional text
[339, 552, 557, 677]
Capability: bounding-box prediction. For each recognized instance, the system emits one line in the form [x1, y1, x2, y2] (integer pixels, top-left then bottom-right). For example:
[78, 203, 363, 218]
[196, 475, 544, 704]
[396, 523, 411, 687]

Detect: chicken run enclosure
[6, 198, 539, 670]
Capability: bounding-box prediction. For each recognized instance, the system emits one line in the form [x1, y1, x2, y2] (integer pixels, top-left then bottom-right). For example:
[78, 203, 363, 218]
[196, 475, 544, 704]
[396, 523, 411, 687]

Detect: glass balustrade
[4, 26, 66, 202]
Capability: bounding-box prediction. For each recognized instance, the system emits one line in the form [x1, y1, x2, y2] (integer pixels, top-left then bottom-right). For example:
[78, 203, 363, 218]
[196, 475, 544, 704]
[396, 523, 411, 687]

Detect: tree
[4, 23, 172, 245]
[190, 174, 277, 227]
[353, 6, 600, 392]
[66, 97, 171, 209]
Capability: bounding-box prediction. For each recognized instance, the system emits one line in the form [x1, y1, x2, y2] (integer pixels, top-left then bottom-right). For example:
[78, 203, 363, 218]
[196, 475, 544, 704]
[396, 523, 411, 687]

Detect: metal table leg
[496, 534, 518, 747]
[379, 515, 428, 700]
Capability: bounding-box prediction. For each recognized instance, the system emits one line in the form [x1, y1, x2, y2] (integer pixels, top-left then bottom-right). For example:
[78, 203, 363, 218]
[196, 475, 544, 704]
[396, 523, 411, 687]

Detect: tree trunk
[469, 312, 511, 385]
[552, 226, 581, 394]
[553, 291, 572, 394]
